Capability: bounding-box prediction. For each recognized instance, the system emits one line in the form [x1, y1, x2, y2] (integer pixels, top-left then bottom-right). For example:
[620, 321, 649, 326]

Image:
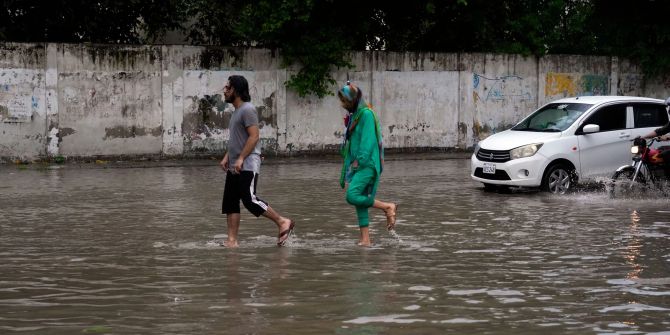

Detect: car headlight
[510, 143, 543, 160]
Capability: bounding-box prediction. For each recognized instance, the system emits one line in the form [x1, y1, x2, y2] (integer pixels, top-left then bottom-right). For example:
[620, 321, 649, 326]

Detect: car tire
[542, 163, 575, 194]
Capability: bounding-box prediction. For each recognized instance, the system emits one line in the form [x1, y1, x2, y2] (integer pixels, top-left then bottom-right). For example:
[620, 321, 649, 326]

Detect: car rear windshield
[511, 103, 593, 132]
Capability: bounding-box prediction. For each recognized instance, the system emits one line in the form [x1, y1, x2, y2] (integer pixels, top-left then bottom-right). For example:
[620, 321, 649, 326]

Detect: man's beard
[224, 94, 235, 103]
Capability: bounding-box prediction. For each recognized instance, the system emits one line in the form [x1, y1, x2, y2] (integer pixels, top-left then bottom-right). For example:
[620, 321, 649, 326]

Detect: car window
[512, 103, 592, 132]
[633, 103, 669, 128]
[581, 104, 627, 132]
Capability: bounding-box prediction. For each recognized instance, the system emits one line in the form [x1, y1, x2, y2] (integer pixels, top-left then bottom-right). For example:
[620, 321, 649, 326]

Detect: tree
[2, 0, 184, 44]
[2, 0, 670, 95]
[588, 0, 670, 78]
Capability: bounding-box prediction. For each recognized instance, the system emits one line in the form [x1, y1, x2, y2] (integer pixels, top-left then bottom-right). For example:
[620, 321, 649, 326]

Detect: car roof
[550, 95, 665, 105]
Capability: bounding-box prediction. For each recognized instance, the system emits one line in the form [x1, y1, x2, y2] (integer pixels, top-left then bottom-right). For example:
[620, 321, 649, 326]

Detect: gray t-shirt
[227, 102, 261, 173]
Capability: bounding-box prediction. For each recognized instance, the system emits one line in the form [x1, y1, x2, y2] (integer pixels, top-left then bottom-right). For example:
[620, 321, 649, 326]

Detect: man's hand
[233, 157, 244, 174]
[220, 155, 229, 170]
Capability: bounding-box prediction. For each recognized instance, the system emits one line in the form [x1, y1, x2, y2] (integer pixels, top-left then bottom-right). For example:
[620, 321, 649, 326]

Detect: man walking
[219, 75, 294, 247]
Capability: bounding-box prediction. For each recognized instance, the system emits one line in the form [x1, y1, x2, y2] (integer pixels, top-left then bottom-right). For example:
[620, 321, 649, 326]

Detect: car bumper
[470, 153, 546, 187]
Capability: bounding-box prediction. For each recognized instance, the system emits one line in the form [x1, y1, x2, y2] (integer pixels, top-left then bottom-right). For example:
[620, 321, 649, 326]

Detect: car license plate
[483, 163, 496, 174]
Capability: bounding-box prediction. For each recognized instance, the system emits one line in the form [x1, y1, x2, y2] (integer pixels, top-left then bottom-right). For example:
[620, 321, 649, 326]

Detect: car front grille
[474, 167, 511, 180]
[476, 148, 510, 163]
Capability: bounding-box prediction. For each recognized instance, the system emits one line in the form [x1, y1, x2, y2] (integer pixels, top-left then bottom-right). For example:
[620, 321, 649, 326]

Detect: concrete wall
[2, 42, 670, 161]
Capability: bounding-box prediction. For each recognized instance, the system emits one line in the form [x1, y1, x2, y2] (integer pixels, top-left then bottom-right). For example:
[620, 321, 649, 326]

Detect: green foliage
[2, 0, 184, 44]
[231, 0, 357, 97]
[1, 0, 670, 95]
[587, 0, 670, 78]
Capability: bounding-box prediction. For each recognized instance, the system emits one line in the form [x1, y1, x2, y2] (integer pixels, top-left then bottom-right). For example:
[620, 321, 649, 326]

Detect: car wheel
[542, 163, 575, 194]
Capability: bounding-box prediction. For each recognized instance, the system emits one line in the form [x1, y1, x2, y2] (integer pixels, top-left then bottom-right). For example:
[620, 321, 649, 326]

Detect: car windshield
[511, 103, 593, 132]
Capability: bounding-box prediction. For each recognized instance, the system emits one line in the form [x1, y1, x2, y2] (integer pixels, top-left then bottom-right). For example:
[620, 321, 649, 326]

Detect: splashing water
[388, 229, 403, 244]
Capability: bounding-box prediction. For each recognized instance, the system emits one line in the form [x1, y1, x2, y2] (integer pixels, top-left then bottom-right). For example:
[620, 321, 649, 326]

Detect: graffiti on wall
[471, 73, 535, 140]
[0, 83, 40, 123]
[545, 72, 609, 98]
[472, 74, 533, 104]
[618, 73, 642, 96]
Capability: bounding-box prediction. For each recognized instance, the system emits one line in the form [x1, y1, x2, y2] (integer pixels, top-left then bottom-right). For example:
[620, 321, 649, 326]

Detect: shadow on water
[1, 158, 669, 334]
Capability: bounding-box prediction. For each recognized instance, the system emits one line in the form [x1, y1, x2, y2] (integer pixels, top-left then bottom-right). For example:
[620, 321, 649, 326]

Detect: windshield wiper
[541, 128, 561, 132]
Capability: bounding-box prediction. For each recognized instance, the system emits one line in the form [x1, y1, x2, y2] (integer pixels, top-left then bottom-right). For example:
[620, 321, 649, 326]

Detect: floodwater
[1, 157, 669, 335]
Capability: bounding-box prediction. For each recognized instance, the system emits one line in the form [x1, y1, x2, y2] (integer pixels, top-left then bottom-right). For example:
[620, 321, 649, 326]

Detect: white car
[471, 96, 669, 193]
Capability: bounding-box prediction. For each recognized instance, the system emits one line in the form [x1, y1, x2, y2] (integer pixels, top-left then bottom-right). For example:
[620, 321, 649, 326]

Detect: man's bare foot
[277, 219, 295, 246]
[277, 218, 292, 233]
[223, 240, 239, 248]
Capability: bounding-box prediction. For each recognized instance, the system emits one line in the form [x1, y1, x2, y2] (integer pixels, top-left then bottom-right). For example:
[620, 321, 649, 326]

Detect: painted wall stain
[183, 94, 231, 138]
[0, 105, 8, 120]
[472, 120, 492, 140]
[85, 46, 160, 69]
[545, 72, 609, 97]
[257, 93, 277, 128]
[58, 128, 76, 143]
[472, 119, 517, 142]
[457, 122, 468, 148]
[103, 126, 162, 139]
[199, 48, 225, 69]
[545, 73, 578, 97]
[581, 74, 609, 95]
[618, 74, 642, 95]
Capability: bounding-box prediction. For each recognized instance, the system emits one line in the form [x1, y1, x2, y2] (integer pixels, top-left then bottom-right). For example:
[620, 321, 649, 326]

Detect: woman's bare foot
[223, 239, 239, 248]
[357, 240, 371, 247]
[385, 203, 398, 230]
[358, 227, 371, 247]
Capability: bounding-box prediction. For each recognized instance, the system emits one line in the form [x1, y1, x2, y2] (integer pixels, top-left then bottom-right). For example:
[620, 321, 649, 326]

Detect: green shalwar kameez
[340, 103, 384, 228]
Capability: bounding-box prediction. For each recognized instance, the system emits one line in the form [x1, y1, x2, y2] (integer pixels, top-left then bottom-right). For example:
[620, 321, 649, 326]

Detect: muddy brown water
[1, 158, 669, 334]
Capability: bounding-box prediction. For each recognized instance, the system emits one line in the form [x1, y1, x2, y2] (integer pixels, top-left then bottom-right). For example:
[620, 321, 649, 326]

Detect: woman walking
[337, 81, 398, 246]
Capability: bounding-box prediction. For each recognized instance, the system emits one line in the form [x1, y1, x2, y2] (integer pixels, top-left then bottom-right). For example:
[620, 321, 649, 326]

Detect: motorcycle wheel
[608, 168, 647, 199]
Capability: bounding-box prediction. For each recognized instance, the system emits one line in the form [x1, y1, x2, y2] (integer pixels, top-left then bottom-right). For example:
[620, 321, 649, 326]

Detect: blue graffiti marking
[473, 74, 533, 102]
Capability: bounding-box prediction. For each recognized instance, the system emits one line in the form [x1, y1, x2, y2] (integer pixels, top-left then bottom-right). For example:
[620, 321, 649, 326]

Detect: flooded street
[1, 157, 669, 334]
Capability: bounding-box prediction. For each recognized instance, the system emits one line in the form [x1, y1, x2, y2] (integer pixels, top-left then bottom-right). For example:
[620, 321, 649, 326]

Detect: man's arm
[232, 125, 260, 173]
[643, 123, 670, 139]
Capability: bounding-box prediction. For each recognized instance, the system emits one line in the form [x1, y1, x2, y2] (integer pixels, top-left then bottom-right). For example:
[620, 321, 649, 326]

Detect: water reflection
[625, 210, 642, 280]
[1, 158, 669, 334]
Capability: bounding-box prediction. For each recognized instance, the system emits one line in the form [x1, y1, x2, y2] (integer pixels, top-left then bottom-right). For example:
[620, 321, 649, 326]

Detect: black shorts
[222, 170, 268, 217]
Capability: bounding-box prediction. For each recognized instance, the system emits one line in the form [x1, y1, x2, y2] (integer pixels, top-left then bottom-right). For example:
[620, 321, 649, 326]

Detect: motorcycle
[608, 137, 670, 198]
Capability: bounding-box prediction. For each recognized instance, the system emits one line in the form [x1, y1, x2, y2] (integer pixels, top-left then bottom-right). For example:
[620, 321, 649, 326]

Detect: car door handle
[619, 133, 630, 139]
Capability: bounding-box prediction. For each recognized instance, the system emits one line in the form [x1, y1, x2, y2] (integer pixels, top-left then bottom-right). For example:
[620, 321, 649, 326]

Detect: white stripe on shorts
[249, 173, 268, 211]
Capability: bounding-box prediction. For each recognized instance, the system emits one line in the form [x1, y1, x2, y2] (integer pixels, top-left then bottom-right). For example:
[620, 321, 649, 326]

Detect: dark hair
[228, 75, 251, 102]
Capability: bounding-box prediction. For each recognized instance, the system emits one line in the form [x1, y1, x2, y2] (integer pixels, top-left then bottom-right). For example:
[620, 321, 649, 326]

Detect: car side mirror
[582, 124, 600, 134]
